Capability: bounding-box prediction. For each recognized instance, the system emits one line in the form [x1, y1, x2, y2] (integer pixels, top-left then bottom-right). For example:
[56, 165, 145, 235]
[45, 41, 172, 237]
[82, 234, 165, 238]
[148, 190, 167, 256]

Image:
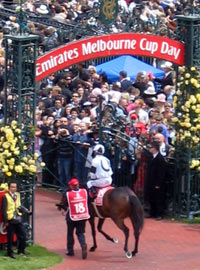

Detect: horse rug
[95, 186, 114, 206]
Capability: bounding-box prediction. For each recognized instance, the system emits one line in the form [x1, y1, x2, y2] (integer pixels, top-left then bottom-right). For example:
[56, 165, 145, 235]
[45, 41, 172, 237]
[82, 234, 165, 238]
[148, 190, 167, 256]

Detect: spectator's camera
[60, 128, 68, 135]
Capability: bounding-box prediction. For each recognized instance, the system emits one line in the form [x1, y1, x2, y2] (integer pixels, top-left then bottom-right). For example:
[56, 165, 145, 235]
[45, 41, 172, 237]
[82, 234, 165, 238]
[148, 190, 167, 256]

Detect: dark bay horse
[57, 186, 144, 258]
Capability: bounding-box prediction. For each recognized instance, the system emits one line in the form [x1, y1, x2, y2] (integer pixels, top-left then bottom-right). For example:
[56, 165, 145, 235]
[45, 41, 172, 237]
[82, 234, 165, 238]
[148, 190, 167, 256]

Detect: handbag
[10, 211, 22, 224]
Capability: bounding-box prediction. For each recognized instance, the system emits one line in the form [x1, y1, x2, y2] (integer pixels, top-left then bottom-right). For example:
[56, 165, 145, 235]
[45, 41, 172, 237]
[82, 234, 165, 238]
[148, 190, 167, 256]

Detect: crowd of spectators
[0, 0, 196, 54]
[0, 0, 188, 215]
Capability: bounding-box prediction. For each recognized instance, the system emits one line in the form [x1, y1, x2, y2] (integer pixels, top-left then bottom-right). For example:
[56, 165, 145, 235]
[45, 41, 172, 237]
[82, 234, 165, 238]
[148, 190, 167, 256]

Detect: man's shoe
[66, 251, 74, 256]
[18, 250, 30, 255]
[8, 253, 16, 259]
[81, 244, 87, 260]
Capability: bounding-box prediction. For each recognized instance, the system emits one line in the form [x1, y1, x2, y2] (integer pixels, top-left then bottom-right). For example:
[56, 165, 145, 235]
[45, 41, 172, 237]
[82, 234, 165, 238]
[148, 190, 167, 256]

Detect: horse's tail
[129, 192, 144, 232]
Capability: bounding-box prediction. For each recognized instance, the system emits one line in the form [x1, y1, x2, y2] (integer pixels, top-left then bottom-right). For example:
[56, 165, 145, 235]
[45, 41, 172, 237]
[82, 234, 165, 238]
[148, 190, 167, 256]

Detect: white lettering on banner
[82, 39, 137, 55]
[0, 222, 7, 235]
[140, 38, 158, 54]
[36, 48, 79, 76]
[161, 42, 181, 60]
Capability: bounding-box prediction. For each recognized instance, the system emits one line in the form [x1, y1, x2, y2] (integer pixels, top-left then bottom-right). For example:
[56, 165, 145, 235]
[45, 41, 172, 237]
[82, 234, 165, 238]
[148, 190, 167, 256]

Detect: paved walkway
[35, 189, 200, 270]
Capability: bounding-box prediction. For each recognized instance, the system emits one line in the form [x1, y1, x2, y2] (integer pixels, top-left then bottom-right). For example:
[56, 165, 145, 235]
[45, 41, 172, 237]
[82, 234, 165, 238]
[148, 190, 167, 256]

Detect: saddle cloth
[94, 186, 114, 206]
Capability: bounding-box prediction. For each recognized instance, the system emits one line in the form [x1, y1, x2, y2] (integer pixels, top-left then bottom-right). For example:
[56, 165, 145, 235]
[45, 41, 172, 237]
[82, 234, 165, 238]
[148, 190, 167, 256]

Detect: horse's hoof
[113, 238, 118, 243]
[89, 247, 96, 252]
[132, 251, 137, 256]
[125, 252, 132, 259]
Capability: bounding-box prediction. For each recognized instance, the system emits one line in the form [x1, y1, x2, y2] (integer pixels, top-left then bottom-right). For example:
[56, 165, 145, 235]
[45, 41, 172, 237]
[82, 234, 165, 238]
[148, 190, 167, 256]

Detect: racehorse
[57, 186, 144, 259]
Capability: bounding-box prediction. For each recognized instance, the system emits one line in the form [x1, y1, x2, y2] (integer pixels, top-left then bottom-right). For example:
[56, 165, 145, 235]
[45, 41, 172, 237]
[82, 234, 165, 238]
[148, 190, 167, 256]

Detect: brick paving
[35, 189, 200, 270]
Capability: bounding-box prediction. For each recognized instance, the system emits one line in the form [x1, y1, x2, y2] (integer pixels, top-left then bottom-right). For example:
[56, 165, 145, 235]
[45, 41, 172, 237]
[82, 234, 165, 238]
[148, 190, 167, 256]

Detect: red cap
[68, 178, 79, 187]
[130, 112, 138, 120]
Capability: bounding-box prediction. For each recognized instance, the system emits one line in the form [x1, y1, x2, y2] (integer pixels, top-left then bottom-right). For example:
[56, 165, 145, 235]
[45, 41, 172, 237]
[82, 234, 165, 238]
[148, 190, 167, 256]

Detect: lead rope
[91, 202, 104, 219]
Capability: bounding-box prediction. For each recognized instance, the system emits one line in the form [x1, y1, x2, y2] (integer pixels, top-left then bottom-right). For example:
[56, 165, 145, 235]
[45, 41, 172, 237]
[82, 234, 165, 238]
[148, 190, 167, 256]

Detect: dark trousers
[7, 221, 26, 255]
[148, 188, 165, 217]
[66, 219, 86, 253]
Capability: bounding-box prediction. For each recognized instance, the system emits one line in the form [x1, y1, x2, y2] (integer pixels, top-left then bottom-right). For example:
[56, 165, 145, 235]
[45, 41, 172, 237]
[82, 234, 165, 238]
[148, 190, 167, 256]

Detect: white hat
[93, 144, 105, 154]
[91, 88, 102, 97]
[110, 97, 119, 105]
[144, 86, 156, 95]
[83, 101, 92, 106]
[161, 61, 173, 69]
[36, 5, 49, 14]
[161, 0, 174, 7]
[156, 93, 166, 103]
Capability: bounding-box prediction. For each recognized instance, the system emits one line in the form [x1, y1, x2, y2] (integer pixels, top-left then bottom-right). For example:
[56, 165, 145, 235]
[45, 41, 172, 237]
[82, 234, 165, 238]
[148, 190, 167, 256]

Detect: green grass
[0, 244, 63, 270]
[170, 216, 200, 224]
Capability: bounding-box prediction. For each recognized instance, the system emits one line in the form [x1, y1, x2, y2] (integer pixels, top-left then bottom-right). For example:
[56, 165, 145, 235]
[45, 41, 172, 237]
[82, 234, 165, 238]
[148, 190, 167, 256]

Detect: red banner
[0, 191, 7, 244]
[36, 33, 185, 82]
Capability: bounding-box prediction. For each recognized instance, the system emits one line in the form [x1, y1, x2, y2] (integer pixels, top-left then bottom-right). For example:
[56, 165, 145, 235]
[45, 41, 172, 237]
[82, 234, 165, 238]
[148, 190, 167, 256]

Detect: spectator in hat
[63, 178, 89, 259]
[143, 86, 156, 101]
[36, 4, 50, 16]
[108, 81, 121, 103]
[155, 93, 166, 113]
[154, 61, 174, 91]
[144, 141, 167, 220]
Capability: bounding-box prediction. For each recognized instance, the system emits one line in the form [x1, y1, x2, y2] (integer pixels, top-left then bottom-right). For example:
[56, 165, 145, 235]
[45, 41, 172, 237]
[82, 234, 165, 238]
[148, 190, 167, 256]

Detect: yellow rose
[23, 157, 28, 162]
[191, 67, 196, 71]
[197, 166, 200, 172]
[14, 150, 20, 155]
[29, 165, 36, 173]
[28, 159, 35, 165]
[23, 145, 28, 150]
[2, 142, 10, 149]
[185, 80, 189, 85]
[185, 101, 191, 108]
[185, 73, 190, 78]
[15, 128, 21, 134]
[40, 162, 46, 167]
[11, 120, 17, 127]
[16, 165, 23, 173]
[172, 117, 178, 123]
[176, 90, 181, 96]
[6, 172, 12, 177]
[185, 123, 191, 128]
[34, 153, 39, 159]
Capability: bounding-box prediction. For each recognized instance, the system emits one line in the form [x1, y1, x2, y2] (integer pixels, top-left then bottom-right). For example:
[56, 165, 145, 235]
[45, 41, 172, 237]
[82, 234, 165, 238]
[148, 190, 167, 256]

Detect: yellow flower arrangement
[173, 66, 200, 172]
[0, 121, 45, 179]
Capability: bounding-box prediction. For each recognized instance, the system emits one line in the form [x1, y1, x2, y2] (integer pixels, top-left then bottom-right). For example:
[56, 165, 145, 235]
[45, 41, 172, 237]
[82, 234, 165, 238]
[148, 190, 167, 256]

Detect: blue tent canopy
[95, 55, 164, 83]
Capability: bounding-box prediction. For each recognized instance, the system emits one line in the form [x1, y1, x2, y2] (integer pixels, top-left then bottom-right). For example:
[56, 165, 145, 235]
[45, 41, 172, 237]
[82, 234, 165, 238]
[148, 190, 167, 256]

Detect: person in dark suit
[154, 61, 174, 92]
[144, 141, 167, 220]
[119, 71, 132, 92]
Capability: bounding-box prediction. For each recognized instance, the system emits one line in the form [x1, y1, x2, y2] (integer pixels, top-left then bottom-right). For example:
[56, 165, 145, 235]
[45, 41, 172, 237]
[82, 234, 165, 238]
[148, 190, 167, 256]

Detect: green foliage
[0, 245, 63, 270]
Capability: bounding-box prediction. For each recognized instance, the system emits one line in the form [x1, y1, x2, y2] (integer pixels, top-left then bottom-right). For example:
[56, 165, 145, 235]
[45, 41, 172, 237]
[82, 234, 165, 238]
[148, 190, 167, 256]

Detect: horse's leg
[112, 218, 131, 258]
[97, 218, 117, 243]
[88, 217, 97, 252]
[130, 216, 140, 256]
